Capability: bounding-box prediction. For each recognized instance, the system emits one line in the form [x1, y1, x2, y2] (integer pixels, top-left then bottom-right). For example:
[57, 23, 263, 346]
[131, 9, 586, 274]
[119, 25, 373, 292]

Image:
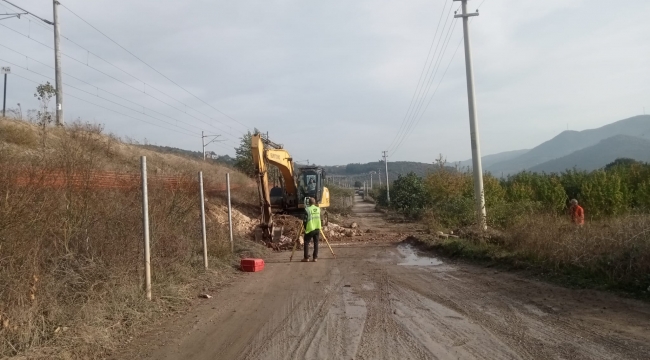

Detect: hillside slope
[486, 115, 650, 175]
[456, 149, 529, 170]
[528, 135, 650, 173]
[0, 117, 259, 358]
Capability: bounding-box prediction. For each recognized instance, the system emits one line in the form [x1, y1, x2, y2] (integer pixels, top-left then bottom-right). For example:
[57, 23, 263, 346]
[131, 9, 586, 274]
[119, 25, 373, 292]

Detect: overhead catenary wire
[13, 72, 236, 154]
[0, 23, 242, 142]
[0, 0, 52, 24]
[1, 0, 248, 137]
[5, 18, 235, 133]
[58, 2, 251, 133]
[0, 45, 234, 139]
[11, 72, 199, 138]
[15, 72, 237, 153]
[6, 63, 201, 136]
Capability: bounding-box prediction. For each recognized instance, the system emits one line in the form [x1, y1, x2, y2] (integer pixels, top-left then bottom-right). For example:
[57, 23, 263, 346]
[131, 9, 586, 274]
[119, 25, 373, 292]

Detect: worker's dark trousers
[304, 230, 320, 259]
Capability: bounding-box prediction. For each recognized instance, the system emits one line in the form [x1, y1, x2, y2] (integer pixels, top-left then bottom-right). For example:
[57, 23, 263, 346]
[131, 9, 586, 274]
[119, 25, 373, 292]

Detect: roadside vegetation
[327, 185, 355, 216]
[0, 116, 262, 358]
[373, 156, 650, 295]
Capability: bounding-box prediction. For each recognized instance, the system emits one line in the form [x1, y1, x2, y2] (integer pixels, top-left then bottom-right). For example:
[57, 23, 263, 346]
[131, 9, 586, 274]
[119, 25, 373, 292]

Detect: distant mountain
[528, 135, 650, 173]
[322, 161, 449, 182]
[456, 149, 529, 170]
[486, 115, 650, 175]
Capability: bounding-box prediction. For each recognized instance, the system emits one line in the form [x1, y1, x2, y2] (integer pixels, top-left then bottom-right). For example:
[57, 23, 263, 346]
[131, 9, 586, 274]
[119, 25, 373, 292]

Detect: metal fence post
[227, 173, 234, 253]
[141, 156, 151, 300]
[199, 171, 208, 269]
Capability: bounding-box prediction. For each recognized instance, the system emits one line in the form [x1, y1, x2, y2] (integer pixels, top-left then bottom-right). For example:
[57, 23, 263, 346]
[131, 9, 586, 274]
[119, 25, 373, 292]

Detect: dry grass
[506, 215, 650, 291]
[419, 215, 650, 295]
[0, 120, 38, 148]
[0, 117, 260, 358]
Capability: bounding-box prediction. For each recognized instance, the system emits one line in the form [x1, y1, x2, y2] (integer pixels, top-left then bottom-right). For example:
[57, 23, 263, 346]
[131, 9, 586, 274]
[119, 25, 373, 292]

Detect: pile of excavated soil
[273, 215, 303, 241]
[206, 201, 258, 235]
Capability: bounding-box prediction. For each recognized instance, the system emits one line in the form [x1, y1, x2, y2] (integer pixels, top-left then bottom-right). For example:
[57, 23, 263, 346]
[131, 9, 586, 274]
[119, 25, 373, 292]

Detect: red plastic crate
[240, 258, 265, 272]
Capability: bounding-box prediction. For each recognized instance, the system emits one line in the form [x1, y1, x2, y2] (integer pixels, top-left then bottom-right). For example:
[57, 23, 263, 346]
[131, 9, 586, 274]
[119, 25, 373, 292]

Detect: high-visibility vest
[305, 205, 322, 233]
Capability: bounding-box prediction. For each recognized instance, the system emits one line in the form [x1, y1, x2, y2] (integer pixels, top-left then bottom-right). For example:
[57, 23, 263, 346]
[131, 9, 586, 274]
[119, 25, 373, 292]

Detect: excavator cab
[297, 168, 321, 203]
[297, 166, 330, 211]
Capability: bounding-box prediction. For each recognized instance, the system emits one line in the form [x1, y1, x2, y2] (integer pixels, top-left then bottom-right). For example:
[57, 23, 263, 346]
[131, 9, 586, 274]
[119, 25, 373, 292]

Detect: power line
[387, 3, 456, 154]
[391, 20, 459, 156]
[392, 9, 455, 154]
[58, 3, 251, 133]
[387, 1, 489, 157]
[0, 22, 243, 141]
[386, 0, 451, 153]
[388, 7, 458, 155]
[392, 38, 463, 157]
[395, 3, 490, 153]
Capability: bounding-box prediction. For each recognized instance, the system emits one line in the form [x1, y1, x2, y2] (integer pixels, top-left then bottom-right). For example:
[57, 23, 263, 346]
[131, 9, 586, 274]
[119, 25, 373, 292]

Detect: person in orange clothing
[569, 199, 585, 226]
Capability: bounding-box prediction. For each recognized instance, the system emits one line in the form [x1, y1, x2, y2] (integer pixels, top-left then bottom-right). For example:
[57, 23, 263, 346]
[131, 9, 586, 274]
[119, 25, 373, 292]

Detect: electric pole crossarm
[454, 13, 478, 18]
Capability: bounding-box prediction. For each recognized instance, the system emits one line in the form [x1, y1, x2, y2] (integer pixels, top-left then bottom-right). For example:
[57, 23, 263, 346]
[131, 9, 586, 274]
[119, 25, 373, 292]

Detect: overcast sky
[1, 0, 648, 165]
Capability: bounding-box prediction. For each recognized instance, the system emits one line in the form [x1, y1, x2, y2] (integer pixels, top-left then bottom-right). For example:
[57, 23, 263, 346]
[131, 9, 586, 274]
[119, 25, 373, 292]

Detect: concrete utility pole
[52, 0, 63, 125]
[382, 151, 390, 203]
[455, 0, 486, 230]
[378, 168, 382, 187]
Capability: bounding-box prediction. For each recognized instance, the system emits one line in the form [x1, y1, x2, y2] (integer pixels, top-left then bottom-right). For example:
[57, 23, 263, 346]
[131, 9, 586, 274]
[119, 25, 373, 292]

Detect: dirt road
[118, 196, 650, 360]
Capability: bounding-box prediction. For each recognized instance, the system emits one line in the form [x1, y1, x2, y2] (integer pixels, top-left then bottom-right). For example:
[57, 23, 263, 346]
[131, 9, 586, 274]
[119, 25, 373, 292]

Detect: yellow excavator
[251, 133, 330, 242]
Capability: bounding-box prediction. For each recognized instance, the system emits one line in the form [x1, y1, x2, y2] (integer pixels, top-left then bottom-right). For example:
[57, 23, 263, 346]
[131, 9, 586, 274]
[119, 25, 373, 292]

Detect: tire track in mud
[388, 262, 650, 360]
[237, 264, 369, 360]
[355, 267, 434, 360]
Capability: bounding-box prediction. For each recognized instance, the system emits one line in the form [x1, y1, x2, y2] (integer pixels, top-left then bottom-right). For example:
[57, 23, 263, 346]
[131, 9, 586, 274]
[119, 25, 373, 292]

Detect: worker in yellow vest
[302, 197, 322, 262]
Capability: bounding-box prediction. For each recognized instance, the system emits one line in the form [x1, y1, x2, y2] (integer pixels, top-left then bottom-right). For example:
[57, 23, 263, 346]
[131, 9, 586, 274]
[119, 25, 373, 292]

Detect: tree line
[373, 157, 650, 229]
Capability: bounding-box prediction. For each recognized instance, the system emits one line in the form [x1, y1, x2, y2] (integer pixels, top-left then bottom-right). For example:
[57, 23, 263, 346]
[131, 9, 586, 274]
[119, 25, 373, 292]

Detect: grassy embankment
[0, 117, 265, 358]
[411, 217, 650, 298]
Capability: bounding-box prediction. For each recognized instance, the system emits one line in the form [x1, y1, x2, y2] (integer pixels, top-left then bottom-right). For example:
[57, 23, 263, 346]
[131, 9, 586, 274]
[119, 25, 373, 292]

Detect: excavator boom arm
[251, 134, 298, 230]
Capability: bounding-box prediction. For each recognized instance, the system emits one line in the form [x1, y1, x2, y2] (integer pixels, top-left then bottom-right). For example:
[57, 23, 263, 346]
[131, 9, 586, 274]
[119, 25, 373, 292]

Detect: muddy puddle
[397, 244, 443, 266]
